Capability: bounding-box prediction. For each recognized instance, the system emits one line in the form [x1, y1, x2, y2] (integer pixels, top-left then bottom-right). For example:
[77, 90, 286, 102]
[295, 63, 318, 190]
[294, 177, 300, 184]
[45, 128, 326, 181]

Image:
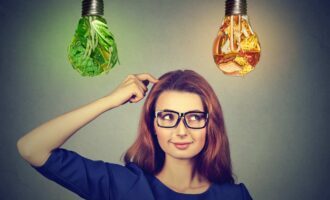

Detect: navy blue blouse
[31, 148, 253, 200]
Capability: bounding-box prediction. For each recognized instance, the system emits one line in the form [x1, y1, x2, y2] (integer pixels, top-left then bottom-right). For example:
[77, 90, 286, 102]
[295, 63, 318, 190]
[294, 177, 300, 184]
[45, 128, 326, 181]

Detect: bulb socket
[82, 0, 104, 16]
[225, 0, 247, 16]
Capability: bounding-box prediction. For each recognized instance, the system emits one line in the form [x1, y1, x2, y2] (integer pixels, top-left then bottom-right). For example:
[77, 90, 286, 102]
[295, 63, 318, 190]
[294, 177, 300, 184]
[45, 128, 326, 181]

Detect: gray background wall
[1, 0, 329, 199]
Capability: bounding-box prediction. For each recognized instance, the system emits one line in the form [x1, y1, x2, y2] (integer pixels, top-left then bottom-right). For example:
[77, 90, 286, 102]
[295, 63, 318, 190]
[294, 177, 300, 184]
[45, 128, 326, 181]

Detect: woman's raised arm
[17, 73, 158, 167]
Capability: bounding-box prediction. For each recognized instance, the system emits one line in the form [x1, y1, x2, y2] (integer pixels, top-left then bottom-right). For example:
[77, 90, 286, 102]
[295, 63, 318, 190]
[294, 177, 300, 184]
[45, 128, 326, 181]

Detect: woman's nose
[176, 118, 188, 136]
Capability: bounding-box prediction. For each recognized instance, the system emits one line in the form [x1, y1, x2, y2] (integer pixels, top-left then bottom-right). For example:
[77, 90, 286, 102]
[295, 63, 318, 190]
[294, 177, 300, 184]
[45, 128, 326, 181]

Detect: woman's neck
[155, 156, 210, 193]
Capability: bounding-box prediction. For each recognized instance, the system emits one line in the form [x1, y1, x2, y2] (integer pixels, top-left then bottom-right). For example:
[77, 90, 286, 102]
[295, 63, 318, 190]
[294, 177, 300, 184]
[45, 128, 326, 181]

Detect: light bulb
[213, 0, 261, 77]
[68, 0, 119, 77]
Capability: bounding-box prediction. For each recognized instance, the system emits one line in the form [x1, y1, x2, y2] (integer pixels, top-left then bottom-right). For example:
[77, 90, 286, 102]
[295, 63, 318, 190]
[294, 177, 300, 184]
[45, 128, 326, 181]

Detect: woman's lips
[172, 142, 192, 150]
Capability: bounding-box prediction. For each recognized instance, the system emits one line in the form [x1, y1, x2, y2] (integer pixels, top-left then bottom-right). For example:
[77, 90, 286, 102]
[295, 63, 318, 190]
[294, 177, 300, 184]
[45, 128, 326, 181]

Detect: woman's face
[154, 91, 207, 160]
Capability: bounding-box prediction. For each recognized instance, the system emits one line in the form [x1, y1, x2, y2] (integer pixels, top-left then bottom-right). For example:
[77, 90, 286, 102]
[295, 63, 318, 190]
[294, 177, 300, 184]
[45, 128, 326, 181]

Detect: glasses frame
[154, 109, 209, 129]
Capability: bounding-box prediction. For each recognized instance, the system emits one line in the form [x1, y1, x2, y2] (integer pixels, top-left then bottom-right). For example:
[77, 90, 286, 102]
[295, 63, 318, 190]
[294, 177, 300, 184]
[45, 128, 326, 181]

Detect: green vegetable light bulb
[68, 0, 119, 77]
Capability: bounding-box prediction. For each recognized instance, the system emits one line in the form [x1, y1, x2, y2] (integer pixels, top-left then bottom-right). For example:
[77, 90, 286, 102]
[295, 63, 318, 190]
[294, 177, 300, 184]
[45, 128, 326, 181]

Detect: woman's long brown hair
[123, 69, 234, 184]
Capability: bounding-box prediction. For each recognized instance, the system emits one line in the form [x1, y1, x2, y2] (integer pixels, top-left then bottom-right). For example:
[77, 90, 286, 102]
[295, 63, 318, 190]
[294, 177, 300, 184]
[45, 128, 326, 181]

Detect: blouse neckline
[151, 175, 214, 197]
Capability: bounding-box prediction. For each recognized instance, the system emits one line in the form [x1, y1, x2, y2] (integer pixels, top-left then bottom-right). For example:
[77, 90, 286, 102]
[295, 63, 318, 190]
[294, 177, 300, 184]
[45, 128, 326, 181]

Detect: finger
[134, 79, 147, 92]
[129, 90, 144, 103]
[124, 74, 135, 82]
[135, 73, 159, 85]
[126, 79, 148, 97]
[133, 83, 145, 97]
[125, 74, 149, 91]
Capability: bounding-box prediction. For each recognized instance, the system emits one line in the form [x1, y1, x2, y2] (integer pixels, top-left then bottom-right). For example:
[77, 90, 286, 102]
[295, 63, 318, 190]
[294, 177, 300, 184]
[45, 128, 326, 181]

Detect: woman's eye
[189, 115, 201, 121]
[162, 114, 173, 120]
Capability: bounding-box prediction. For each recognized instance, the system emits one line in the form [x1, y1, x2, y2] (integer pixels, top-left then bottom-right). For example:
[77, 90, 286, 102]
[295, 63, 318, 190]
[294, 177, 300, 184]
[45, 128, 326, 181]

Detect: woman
[17, 70, 253, 200]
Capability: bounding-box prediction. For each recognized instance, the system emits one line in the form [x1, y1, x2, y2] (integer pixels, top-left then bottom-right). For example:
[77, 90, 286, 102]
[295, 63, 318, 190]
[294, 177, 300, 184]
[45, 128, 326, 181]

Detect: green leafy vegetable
[68, 16, 119, 77]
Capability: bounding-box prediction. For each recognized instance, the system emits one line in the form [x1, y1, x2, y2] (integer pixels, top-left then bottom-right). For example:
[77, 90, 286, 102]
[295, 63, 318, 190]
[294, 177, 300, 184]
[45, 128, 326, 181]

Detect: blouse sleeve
[239, 183, 253, 200]
[31, 148, 138, 200]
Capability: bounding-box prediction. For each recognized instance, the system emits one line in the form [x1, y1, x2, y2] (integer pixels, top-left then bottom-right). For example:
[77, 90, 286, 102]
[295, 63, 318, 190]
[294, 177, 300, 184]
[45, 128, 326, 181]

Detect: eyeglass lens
[156, 111, 207, 128]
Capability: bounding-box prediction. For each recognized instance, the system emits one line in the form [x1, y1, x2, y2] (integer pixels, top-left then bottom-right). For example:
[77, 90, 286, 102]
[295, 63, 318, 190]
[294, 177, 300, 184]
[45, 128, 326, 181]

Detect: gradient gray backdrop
[1, 0, 329, 199]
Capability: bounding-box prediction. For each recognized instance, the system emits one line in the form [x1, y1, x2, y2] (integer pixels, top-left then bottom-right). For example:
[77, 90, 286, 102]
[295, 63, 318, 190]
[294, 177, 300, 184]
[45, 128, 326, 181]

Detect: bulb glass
[68, 15, 119, 77]
[213, 15, 260, 77]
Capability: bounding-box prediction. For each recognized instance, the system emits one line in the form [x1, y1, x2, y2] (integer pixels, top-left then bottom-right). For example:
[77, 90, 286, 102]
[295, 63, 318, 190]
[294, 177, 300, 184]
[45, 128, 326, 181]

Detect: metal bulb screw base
[82, 0, 104, 16]
[225, 0, 247, 16]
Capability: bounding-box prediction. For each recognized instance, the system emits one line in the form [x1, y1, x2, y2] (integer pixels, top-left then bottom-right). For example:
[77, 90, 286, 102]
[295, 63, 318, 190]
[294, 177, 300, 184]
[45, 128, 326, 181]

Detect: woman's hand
[105, 73, 159, 107]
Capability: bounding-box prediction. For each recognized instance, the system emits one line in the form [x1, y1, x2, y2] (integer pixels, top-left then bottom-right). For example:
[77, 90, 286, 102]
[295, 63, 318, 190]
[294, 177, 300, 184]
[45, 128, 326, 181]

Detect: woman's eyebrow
[160, 109, 205, 113]
[188, 109, 205, 112]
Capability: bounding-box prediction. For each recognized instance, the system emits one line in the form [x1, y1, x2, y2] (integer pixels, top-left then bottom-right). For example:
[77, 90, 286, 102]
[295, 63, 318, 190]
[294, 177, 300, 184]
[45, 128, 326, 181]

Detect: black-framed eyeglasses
[155, 109, 209, 129]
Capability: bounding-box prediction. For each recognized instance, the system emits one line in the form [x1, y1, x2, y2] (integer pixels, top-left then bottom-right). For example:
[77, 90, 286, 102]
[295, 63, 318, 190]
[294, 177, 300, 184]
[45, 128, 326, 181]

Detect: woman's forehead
[155, 91, 204, 112]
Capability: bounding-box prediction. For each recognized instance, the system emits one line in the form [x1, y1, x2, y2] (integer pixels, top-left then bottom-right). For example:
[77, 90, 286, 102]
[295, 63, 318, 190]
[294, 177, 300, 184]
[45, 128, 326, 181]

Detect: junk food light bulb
[213, 0, 261, 77]
[68, 0, 119, 77]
